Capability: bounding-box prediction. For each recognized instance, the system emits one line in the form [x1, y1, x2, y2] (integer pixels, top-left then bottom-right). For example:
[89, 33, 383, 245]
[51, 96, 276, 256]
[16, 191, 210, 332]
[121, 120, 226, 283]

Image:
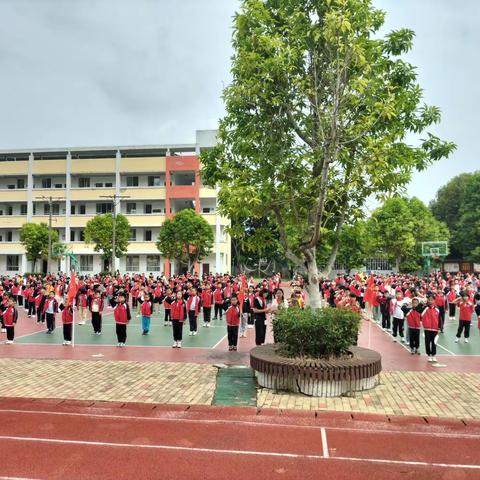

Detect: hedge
[272, 307, 362, 359]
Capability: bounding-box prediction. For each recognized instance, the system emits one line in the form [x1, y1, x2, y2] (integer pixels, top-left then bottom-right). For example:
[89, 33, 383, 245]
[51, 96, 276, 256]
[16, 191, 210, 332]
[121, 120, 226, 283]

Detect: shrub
[272, 307, 362, 359]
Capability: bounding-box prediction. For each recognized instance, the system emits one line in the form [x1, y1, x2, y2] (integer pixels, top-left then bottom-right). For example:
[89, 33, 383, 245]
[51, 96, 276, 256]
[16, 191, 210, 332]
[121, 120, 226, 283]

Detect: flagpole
[72, 297, 76, 348]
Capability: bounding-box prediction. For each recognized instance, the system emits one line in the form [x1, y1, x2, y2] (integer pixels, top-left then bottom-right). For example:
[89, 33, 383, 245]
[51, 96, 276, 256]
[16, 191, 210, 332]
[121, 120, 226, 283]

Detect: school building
[0, 130, 231, 276]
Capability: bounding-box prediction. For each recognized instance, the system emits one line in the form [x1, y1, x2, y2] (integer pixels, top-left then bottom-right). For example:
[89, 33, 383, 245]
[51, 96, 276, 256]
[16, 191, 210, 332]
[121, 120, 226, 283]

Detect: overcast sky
[0, 0, 477, 203]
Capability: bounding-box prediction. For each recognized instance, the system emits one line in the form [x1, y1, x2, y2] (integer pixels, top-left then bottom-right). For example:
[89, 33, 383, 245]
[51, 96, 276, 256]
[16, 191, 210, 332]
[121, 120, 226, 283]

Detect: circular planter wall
[250, 344, 381, 397]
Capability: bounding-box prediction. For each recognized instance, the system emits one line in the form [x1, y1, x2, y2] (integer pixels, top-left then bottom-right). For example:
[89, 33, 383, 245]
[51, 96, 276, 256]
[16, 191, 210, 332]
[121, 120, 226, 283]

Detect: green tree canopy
[201, 0, 455, 307]
[367, 196, 449, 272]
[156, 209, 214, 272]
[84, 214, 131, 264]
[430, 171, 480, 261]
[19, 222, 59, 272]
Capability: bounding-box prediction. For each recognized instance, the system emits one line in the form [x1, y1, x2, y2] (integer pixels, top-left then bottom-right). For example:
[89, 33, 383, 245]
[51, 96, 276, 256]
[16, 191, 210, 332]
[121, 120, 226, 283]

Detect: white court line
[0, 434, 479, 470]
[436, 343, 457, 356]
[0, 342, 223, 350]
[321, 427, 329, 458]
[212, 333, 227, 349]
[0, 477, 41, 480]
[0, 409, 478, 440]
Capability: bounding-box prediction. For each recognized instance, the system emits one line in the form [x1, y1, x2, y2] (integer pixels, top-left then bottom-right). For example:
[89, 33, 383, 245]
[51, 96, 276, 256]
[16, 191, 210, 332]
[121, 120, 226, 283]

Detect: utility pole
[100, 194, 130, 273]
[36, 195, 65, 274]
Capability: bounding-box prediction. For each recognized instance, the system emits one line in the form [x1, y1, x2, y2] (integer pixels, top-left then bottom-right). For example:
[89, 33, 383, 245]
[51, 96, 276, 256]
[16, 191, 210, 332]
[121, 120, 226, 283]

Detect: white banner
[443, 263, 459, 273]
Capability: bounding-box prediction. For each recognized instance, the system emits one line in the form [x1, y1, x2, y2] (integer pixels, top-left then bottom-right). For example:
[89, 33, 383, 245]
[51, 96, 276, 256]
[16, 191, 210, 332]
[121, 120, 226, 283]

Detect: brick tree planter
[250, 344, 382, 397]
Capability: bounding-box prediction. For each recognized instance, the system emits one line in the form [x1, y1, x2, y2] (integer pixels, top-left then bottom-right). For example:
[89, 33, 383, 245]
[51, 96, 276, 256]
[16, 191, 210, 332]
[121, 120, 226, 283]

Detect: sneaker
[455, 338, 459, 343]
[393, 338, 397, 343]
[416, 350, 421, 355]
[401, 338, 407, 344]
[62, 341, 67, 345]
[193, 331, 197, 336]
[233, 346, 237, 351]
[164, 323, 168, 326]
[177, 341, 182, 348]
[247, 325, 254, 329]
[1, 328, 6, 333]
[465, 338, 469, 343]
[168, 321, 172, 326]
[172, 342, 178, 348]
[136, 315, 140, 318]
[228, 346, 233, 351]
[78, 321, 85, 326]
[142, 331, 147, 335]
[65, 341, 71, 345]
[189, 331, 193, 336]
[432, 356, 437, 362]
[428, 357, 433, 362]
[117, 343, 122, 347]
[410, 349, 414, 355]
[5, 340, 13, 344]
[206, 323, 210, 328]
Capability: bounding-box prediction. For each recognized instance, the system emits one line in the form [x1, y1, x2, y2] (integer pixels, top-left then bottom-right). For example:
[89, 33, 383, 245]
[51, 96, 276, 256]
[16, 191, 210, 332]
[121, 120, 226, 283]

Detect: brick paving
[0, 359, 217, 405]
[0, 359, 479, 420]
[257, 371, 480, 419]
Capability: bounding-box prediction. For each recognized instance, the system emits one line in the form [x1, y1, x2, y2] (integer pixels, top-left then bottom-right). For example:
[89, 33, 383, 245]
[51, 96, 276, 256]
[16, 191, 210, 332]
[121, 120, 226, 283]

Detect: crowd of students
[321, 271, 480, 362]
[0, 272, 287, 351]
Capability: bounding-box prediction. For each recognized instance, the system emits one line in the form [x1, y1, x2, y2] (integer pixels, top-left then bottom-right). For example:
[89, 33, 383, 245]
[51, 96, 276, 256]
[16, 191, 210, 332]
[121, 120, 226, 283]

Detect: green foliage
[84, 214, 131, 261]
[272, 307, 362, 359]
[430, 171, 480, 261]
[201, 0, 455, 301]
[367, 196, 449, 272]
[156, 209, 214, 272]
[19, 223, 59, 271]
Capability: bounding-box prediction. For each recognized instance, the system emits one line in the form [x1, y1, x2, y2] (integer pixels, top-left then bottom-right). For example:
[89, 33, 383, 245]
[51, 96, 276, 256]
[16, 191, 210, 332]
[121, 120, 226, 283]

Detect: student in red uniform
[170, 290, 186, 348]
[61, 301, 74, 345]
[186, 287, 200, 336]
[113, 293, 131, 347]
[406, 298, 421, 355]
[446, 287, 458, 320]
[201, 283, 213, 327]
[454, 293, 474, 343]
[421, 295, 440, 363]
[163, 288, 174, 326]
[89, 290, 104, 335]
[77, 289, 88, 325]
[213, 282, 224, 320]
[34, 288, 47, 324]
[434, 290, 447, 333]
[42, 291, 58, 333]
[141, 293, 153, 335]
[225, 295, 241, 351]
[3, 297, 18, 344]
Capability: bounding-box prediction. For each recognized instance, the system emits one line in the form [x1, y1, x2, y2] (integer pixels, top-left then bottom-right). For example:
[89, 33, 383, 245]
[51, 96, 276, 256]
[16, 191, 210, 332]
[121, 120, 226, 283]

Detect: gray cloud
[0, 0, 476, 203]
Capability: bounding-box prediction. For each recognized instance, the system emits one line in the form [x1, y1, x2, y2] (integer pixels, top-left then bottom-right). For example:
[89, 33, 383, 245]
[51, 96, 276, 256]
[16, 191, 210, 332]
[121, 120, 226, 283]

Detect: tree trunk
[395, 257, 400, 272]
[304, 248, 322, 309]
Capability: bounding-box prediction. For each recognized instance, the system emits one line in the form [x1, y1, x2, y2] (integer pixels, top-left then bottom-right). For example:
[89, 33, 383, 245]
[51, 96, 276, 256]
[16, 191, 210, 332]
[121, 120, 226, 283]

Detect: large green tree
[19, 222, 59, 272]
[367, 196, 449, 272]
[202, 0, 455, 307]
[84, 214, 131, 267]
[430, 171, 480, 260]
[156, 209, 214, 273]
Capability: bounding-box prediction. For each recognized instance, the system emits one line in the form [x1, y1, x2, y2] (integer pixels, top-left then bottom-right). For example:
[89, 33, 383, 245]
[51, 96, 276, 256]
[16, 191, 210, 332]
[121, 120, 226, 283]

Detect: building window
[70, 230, 75, 242]
[6, 255, 19, 271]
[44, 204, 60, 215]
[148, 176, 162, 187]
[127, 176, 139, 187]
[144, 204, 152, 214]
[7, 206, 13, 216]
[129, 229, 137, 241]
[79, 255, 93, 271]
[94, 182, 103, 188]
[146, 255, 161, 271]
[79, 177, 90, 188]
[20, 204, 27, 215]
[17, 179, 25, 189]
[105, 182, 113, 188]
[7, 184, 15, 190]
[42, 178, 52, 188]
[79, 204, 86, 215]
[126, 255, 140, 271]
[126, 202, 137, 214]
[70, 205, 76, 215]
[79, 230, 85, 241]
[145, 230, 152, 241]
[96, 203, 112, 214]
[6, 231, 13, 242]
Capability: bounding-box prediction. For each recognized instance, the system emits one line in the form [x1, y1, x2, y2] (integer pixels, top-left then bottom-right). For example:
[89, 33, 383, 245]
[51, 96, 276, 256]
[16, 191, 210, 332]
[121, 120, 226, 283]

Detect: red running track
[0, 398, 479, 479]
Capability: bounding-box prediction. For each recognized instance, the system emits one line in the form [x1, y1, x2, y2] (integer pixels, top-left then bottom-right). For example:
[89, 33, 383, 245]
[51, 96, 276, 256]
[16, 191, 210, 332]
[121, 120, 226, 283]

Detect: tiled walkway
[0, 358, 217, 405]
[257, 370, 480, 419]
[0, 359, 479, 420]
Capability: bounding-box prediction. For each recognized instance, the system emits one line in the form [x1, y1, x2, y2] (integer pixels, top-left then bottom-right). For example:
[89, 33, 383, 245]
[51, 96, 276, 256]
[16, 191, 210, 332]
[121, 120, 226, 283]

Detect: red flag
[67, 271, 78, 305]
[363, 275, 376, 305]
